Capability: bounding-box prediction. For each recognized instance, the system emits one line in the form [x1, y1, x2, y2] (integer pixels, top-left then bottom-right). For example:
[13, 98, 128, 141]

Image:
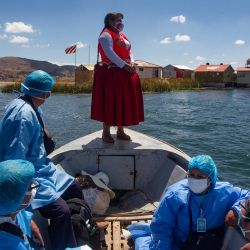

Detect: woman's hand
[123, 64, 135, 74]
[225, 209, 238, 226]
[30, 219, 44, 247]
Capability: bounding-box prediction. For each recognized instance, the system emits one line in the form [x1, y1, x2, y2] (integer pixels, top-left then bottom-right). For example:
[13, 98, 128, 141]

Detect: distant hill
[0, 57, 75, 81]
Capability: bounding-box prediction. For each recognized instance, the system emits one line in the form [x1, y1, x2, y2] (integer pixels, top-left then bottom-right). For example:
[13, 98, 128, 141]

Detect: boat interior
[34, 129, 248, 249]
[53, 149, 187, 216]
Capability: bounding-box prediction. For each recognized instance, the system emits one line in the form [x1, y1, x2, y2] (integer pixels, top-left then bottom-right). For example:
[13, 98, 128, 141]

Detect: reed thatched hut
[75, 64, 94, 84]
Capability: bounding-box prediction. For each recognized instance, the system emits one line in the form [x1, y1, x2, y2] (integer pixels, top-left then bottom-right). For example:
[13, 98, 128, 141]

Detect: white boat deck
[50, 128, 190, 158]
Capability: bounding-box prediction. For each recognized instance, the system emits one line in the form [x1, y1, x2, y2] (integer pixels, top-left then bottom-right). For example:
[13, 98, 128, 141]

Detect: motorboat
[35, 128, 247, 250]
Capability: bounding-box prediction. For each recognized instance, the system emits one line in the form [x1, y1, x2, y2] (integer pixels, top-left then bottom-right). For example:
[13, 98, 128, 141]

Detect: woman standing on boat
[91, 12, 144, 143]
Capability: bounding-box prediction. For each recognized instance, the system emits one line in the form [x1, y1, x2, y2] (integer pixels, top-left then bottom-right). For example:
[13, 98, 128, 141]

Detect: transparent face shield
[20, 180, 40, 208]
[238, 201, 250, 239]
[21, 83, 51, 100]
[33, 92, 51, 101]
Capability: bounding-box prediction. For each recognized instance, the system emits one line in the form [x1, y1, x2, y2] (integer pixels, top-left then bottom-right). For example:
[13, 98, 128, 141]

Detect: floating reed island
[0, 78, 201, 94]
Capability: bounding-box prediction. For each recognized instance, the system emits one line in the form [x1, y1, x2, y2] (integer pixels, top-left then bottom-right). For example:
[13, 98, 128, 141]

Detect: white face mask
[188, 178, 209, 194]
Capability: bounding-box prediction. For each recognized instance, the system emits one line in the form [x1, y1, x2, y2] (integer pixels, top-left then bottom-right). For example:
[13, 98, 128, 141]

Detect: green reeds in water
[141, 78, 201, 92]
[1, 78, 200, 94]
[1, 82, 93, 94]
[1, 83, 22, 93]
[51, 82, 93, 94]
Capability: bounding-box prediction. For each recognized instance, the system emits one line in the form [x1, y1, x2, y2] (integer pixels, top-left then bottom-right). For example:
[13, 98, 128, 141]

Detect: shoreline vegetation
[0, 78, 202, 94]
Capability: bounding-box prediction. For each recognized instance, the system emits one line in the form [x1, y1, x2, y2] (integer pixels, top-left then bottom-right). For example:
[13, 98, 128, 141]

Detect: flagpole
[74, 45, 77, 85]
[88, 45, 90, 65]
[75, 45, 77, 68]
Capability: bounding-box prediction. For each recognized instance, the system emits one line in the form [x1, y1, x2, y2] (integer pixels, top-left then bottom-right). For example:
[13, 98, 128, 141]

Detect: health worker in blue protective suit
[0, 70, 83, 250]
[0, 160, 92, 250]
[0, 159, 40, 250]
[150, 155, 250, 250]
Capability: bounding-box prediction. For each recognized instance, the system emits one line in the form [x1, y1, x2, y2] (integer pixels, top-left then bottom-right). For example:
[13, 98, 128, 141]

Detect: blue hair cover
[0, 160, 35, 215]
[20, 70, 54, 97]
[188, 155, 218, 187]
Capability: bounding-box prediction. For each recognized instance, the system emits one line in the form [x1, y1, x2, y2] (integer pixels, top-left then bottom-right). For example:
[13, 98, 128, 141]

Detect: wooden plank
[120, 228, 129, 250]
[98, 215, 153, 249]
[122, 239, 129, 250]
[105, 222, 112, 250]
[94, 214, 153, 222]
[113, 221, 121, 250]
[95, 212, 153, 218]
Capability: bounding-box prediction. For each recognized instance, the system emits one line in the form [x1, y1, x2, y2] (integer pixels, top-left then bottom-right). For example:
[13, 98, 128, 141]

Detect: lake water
[1, 90, 250, 188]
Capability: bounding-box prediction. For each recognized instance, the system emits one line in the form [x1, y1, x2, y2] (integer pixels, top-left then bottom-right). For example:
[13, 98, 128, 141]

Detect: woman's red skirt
[91, 65, 144, 126]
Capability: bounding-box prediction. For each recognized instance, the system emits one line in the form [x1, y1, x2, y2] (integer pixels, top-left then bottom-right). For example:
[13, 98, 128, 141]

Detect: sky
[0, 0, 250, 69]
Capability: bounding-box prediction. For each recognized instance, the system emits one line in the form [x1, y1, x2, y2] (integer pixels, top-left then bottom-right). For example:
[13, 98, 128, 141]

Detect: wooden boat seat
[94, 214, 153, 250]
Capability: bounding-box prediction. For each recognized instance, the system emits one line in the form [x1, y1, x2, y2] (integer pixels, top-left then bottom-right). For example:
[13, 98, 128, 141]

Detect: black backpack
[66, 198, 98, 246]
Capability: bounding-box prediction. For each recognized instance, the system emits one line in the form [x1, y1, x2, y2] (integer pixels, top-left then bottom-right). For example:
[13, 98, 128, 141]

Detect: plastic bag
[82, 188, 110, 215]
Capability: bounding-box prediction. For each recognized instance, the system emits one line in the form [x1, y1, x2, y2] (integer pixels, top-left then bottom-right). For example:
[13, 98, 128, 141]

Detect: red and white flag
[65, 44, 77, 54]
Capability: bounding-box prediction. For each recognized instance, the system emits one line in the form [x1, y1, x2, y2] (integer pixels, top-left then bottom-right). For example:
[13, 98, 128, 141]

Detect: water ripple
[1, 90, 250, 188]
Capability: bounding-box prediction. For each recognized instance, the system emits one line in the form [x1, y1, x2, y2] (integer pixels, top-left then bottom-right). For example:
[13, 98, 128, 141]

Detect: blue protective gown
[0, 211, 34, 250]
[0, 98, 74, 209]
[150, 179, 250, 250]
[0, 211, 85, 250]
[0, 229, 84, 250]
[17, 210, 33, 237]
[0, 230, 33, 250]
